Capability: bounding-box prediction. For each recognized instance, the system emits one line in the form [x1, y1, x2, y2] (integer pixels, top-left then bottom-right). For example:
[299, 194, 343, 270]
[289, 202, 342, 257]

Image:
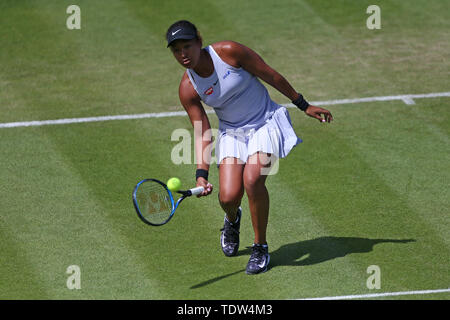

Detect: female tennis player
[167, 20, 333, 274]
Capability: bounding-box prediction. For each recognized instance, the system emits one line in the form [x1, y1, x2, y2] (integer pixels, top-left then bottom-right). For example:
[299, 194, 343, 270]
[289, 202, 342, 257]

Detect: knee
[243, 174, 266, 196]
[218, 188, 243, 208]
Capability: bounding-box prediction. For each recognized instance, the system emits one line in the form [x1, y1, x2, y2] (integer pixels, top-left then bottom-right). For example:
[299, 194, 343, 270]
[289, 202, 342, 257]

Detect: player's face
[170, 39, 202, 69]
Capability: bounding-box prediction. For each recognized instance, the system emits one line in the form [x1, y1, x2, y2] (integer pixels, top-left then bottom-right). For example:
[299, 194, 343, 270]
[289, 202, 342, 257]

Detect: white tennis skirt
[215, 107, 302, 165]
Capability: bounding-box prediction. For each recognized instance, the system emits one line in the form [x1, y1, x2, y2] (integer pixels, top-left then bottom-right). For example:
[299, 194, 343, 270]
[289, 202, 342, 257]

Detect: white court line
[1, 91, 449, 129]
[298, 288, 450, 300]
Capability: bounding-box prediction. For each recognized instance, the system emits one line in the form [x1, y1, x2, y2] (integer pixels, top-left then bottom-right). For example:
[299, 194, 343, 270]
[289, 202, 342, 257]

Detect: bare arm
[216, 41, 333, 123]
[179, 73, 213, 196]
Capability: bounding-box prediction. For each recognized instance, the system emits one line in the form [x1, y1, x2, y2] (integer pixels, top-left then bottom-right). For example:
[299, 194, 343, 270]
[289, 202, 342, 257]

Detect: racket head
[132, 179, 175, 226]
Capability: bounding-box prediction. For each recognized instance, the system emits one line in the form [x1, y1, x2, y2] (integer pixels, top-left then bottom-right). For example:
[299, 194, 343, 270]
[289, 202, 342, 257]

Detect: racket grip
[189, 186, 204, 196]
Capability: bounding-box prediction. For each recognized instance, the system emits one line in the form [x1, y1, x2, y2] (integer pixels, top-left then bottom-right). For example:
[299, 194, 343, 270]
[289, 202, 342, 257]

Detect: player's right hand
[196, 177, 213, 197]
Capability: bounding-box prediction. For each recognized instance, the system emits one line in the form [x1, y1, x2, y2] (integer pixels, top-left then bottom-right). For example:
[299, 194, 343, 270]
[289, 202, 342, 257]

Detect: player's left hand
[305, 105, 333, 123]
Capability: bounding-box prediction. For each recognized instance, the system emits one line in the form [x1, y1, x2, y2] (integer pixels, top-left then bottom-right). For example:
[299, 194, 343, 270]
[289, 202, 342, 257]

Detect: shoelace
[249, 245, 267, 263]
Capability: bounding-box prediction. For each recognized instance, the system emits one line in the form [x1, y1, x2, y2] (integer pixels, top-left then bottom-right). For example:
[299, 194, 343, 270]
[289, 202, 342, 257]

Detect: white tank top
[187, 45, 279, 131]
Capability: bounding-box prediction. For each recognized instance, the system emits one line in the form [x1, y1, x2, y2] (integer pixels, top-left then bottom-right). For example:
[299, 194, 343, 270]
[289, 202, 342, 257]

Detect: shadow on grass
[190, 236, 415, 289]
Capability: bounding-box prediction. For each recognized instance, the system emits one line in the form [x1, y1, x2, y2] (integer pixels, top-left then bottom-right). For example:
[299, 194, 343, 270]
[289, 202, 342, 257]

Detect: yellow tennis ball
[167, 177, 181, 192]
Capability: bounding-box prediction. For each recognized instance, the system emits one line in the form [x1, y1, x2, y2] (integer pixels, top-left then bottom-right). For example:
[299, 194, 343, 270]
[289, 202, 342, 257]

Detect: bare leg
[218, 157, 245, 222]
[243, 152, 272, 245]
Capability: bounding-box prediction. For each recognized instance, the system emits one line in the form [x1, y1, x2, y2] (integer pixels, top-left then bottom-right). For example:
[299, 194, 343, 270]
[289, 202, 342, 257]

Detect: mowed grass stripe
[0, 1, 83, 122]
[264, 100, 447, 297]
[0, 0, 180, 123]
[2, 110, 447, 299]
[263, 172, 368, 298]
[36, 118, 227, 299]
[0, 1, 234, 299]
[1, 1, 449, 119]
[0, 224, 50, 299]
[266, 125, 407, 297]
[334, 100, 450, 247]
[1, 0, 448, 299]
[0, 127, 166, 299]
[26, 112, 355, 299]
[2, 110, 447, 298]
[283, 104, 449, 294]
[36, 116, 282, 300]
[1, 2, 169, 298]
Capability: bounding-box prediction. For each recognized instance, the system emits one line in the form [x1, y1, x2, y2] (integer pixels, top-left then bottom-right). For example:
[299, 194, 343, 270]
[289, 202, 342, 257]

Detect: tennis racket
[132, 178, 204, 226]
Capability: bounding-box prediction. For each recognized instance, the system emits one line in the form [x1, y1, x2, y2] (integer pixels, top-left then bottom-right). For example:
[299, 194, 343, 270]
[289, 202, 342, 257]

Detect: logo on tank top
[223, 70, 231, 79]
[204, 78, 219, 96]
[204, 87, 214, 95]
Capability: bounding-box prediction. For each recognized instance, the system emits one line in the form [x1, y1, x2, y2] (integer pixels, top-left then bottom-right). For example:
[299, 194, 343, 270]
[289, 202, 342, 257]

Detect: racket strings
[136, 181, 172, 224]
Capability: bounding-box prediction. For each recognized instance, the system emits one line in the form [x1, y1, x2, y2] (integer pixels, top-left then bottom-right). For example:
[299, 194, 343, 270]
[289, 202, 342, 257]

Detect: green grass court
[0, 0, 449, 300]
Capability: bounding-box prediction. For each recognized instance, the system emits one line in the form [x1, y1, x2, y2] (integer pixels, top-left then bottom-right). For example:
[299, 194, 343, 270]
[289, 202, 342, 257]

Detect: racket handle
[189, 186, 204, 196]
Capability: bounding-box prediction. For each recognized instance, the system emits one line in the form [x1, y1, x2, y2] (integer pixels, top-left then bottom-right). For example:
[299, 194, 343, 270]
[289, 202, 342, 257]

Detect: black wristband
[292, 93, 310, 112]
[196, 168, 209, 181]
